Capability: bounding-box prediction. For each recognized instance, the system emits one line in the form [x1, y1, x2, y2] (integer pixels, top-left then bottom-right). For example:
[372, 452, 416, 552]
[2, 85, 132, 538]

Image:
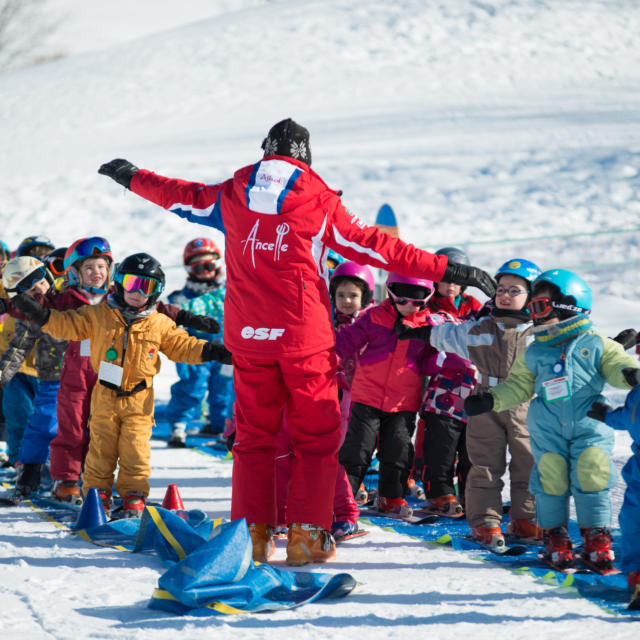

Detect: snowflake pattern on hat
[263, 136, 278, 156]
[290, 140, 309, 160]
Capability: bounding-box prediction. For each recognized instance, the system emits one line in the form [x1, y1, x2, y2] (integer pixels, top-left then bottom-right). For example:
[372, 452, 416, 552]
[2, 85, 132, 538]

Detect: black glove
[394, 317, 432, 342]
[98, 158, 139, 189]
[12, 294, 50, 326]
[587, 401, 612, 422]
[623, 367, 640, 387]
[464, 392, 494, 416]
[0, 297, 9, 314]
[611, 328, 638, 351]
[176, 310, 220, 334]
[442, 261, 497, 298]
[201, 342, 232, 364]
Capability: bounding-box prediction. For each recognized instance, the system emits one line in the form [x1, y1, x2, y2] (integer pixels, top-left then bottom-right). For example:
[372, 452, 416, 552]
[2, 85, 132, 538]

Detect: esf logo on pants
[241, 326, 285, 340]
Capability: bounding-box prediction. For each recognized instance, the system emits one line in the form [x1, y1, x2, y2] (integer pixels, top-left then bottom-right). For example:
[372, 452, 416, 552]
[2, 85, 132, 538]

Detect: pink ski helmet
[329, 261, 376, 307]
[386, 272, 434, 307]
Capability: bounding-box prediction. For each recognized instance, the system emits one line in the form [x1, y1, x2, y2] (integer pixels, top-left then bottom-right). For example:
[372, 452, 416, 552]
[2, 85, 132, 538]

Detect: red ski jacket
[131, 156, 448, 358]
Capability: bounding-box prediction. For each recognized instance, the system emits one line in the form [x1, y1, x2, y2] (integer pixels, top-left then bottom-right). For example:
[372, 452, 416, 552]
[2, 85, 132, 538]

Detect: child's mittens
[176, 309, 220, 334]
[394, 317, 432, 342]
[623, 367, 640, 387]
[464, 392, 494, 416]
[611, 328, 638, 350]
[12, 293, 50, 326]
[587, 401, 612, 423]
[201, 342, 233, 364]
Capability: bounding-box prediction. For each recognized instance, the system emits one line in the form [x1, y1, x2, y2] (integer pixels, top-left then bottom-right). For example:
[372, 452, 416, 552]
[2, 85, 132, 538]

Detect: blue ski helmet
[495, 259, 541, 290]
[435, 246, 470, 266]
[532, 269, 592, 315]
[16, 235, 55, 257]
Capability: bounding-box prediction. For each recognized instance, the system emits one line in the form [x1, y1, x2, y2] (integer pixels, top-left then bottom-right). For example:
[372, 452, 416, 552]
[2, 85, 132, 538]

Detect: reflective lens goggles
[75, 237, 111, 259]
[16, 266, 48, 293]
[327, 257, 340, 270]
[495, 286, 528, 298]
[187, 259, 221, 275]
[387, 288, 432, 307]
[115, 273, 163, 297]
[527, 297, 553, 319]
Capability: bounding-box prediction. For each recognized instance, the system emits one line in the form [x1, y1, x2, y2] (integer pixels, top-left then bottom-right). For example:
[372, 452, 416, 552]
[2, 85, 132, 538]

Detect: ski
[419, 506, 465, 519]
[577, 553, 621, 576]
[0, 491, 21, 506]
[535, 552, 590, 574]
[359, 508, 439, 525]
[335, 529, 370, 544]
[464, 535, 528, 556]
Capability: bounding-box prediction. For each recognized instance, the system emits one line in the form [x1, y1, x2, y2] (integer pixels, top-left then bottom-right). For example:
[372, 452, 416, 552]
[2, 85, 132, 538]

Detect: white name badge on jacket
[80, 339, 91, 357]
[98, 361, 124, 387]
[542, 376, 570, 403]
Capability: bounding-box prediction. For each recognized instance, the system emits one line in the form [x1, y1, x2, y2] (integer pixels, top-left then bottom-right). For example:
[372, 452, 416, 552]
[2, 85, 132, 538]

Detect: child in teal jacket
[465, 269, 640, 571]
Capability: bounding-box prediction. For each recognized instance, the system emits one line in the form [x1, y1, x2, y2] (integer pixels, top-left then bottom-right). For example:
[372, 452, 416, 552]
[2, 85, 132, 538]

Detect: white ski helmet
[2, 256, 53, 298]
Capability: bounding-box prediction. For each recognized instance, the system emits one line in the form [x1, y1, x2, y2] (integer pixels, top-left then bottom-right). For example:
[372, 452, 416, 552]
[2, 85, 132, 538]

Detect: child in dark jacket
[337, 272, 467, 517]
[417, 246, 482, 515]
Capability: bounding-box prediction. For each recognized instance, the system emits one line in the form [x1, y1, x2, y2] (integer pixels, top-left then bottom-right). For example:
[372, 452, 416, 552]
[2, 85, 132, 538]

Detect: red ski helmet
[183, 238, 221, 265]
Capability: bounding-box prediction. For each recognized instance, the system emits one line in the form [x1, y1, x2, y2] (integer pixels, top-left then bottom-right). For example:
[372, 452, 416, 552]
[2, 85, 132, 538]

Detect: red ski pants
[231, 349, 342, 531]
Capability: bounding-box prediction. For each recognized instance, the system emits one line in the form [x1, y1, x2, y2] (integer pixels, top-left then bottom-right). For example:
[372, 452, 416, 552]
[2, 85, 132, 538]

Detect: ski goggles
[64, 237, 112, 270]
[115, 272, 164, 297]
[527, 297, 553, 319]
[387, 288, 432, 307]
[44, 255, 66, 277]
[186, 258, 221, 275]
[15, 266, 48, 294]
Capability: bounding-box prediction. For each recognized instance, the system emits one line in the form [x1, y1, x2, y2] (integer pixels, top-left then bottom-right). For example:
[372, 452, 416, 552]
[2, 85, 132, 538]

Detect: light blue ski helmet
[495, 259, 541, 290]
[532, 269, 592, 314]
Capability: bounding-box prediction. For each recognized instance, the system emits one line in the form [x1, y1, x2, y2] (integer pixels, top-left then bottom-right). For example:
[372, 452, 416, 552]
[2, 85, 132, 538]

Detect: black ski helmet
[435, 246, 470, 266]
[113, 252, 165, 309]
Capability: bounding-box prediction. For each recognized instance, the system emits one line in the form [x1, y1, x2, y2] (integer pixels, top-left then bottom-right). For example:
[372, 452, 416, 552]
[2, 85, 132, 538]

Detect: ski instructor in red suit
[98, 118, 496, 565]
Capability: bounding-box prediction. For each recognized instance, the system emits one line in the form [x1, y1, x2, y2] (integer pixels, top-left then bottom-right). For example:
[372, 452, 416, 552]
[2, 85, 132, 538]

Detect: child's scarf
[533, 313, 593, 347]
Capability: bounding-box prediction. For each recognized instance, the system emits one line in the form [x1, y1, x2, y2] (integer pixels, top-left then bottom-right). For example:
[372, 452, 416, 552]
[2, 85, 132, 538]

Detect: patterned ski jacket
[0, 319, 67, 386]
[335, 299, 466, 413]
[429, 309, 534, 393]
[427, 292, 482, 319]
[129, 156, 448, 359]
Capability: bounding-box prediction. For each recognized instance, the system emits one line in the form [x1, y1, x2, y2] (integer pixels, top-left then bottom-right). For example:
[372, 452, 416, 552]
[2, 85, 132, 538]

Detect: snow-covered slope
[1, 1, 640, 637]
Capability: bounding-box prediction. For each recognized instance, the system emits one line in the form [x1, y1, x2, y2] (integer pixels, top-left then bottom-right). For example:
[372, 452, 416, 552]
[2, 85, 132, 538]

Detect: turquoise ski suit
[489, 316, 638, 529]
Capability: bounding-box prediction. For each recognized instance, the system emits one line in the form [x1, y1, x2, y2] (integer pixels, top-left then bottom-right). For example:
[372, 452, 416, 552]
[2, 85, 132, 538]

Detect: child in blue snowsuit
[165, 238, 234, 446]
[589, 383, 640, 608]
[465, 269, 640, 571]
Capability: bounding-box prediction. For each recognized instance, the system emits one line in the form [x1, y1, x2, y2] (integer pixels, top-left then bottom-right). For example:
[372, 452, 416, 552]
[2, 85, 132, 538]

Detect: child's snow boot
[355, 483, 368, 505]
[425, 494, 464, 517]
[628, 570, 640, 610]
[168, 423, 187, 448]
[122, 492, 145, 518]
[470, 521, 505, 550]
[52, 480, 83, 506]
[248, 523, 275, 563]
[13, 463, 41, 500]
[286, 523, 336, 566]
[507, 517, 543, 540]
[581, 527, 615, 570]
[543, 526, 573, 569]
[374, 496, 413, 518]
[407, 478, 425, 500]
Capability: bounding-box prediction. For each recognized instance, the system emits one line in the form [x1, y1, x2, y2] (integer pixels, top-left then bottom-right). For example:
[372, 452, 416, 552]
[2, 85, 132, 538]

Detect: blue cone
[74, 488, 107, 530]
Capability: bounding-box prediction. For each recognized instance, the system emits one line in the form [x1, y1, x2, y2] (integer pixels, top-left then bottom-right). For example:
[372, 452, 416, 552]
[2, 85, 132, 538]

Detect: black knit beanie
[261, 118, 312, 165]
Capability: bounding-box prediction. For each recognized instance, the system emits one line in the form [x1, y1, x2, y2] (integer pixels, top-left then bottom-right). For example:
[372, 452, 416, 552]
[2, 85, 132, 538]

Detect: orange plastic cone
[162, 483, 185, 510]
